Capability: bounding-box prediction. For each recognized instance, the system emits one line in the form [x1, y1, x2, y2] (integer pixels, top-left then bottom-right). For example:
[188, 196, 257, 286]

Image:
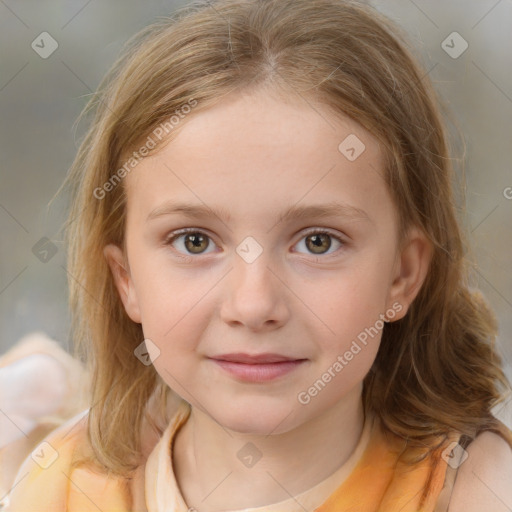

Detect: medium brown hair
[59, 0, 511, 476]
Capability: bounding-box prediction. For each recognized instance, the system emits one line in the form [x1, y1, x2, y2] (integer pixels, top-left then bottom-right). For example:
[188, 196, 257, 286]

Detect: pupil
[308, 234, 331, 254]
[186, 233, 207, 253]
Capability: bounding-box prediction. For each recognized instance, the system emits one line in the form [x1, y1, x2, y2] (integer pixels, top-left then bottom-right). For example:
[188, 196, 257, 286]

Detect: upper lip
[209, 353, 304, 364]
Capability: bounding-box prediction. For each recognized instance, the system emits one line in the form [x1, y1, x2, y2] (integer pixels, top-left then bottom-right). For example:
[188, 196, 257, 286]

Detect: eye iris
[306, 233, 331, 254]
[184, 233, 208, 253]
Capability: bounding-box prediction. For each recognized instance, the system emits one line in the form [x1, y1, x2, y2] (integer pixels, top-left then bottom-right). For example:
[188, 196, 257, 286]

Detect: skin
[104, 86, 434, 511]
[449, 432, 512, 512]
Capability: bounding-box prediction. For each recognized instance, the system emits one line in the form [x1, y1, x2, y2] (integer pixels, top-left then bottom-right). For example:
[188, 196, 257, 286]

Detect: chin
[212, 400, 301, 436]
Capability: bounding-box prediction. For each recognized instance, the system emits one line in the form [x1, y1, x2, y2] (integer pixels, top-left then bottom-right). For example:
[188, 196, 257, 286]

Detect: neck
[173, 384, 365, 512]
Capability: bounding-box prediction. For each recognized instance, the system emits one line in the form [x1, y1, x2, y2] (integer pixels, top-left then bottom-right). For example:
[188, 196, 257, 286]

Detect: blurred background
[0, 0, 511, 423]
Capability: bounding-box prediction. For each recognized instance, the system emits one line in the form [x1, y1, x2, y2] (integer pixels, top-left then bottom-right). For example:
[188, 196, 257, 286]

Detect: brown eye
[305, 233, 332, 254]
[183, 232, 209, 254]
[165, 229, 214, 257]
[294, 229, 345, 257]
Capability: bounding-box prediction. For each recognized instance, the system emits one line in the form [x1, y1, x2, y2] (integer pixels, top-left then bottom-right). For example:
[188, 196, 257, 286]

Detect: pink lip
[211, 352, 301, 364]
[208, 353, 307, 382]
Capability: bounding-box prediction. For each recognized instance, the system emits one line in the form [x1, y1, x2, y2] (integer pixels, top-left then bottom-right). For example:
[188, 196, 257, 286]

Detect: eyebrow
[146, 201, 371, 225]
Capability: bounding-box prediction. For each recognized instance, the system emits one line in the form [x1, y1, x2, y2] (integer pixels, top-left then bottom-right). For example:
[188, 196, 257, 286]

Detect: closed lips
[210, 353, 306, 364]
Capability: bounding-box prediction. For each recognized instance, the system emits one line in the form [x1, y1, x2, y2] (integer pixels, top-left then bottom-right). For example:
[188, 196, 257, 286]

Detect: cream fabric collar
[144, 399, 372, 512]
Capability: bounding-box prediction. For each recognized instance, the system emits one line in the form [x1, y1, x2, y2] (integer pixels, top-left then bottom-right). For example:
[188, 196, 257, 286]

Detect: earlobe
[386, 227, 432, 321]
[103, 244, 142, 323]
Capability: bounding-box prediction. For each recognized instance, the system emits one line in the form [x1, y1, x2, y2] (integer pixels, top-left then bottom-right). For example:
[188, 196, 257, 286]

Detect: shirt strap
[432, 434, 474, 512]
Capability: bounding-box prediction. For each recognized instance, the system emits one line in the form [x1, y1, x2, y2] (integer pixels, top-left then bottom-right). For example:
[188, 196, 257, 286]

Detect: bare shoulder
[448, 430, 512, 512]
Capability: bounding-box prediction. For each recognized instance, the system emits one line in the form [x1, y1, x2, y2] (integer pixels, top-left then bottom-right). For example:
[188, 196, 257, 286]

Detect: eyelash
[163, 227, 347, 262]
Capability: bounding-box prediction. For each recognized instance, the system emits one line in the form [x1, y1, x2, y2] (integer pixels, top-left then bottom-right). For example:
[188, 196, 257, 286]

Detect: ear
[103, 244, 142, 323]
[386, 227, 432, 321]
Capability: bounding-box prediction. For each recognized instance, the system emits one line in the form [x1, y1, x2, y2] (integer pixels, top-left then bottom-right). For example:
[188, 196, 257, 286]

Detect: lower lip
[210, 359, 306, 382]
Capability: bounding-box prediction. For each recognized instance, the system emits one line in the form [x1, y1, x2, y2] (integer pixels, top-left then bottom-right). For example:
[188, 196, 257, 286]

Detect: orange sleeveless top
[4, 399, 464, 512]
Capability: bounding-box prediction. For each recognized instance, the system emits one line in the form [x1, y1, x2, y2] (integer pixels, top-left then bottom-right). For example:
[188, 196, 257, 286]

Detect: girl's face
[105, 87, 431, 435]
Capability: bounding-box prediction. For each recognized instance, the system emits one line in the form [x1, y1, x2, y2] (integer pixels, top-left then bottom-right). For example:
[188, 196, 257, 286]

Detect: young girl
[5, 0, 512, 510]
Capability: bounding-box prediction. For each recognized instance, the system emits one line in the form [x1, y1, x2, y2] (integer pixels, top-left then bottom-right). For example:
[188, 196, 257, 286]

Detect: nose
[219, 251, 290, 332]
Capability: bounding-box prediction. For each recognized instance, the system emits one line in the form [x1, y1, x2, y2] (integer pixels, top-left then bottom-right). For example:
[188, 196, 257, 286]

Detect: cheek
[313, 260, 392, 333]
[306, 254, 394, 369]
[131, 260, 218, 371]
[309, 288, 384, 399]
[129, 248, 212, 336]
[145, 310, 205, 390]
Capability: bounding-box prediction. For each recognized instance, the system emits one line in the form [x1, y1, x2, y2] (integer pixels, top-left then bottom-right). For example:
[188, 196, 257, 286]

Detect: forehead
[123, 88, 391, 226]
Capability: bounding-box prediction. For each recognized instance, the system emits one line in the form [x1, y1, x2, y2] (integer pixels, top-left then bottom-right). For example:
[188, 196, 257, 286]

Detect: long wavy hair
[58, 0, 512, 476]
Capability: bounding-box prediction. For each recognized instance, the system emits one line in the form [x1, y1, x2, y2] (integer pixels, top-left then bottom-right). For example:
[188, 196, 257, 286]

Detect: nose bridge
[235, 232, 267, 263]
[232, 233, 275, 291]
[219, 234, 287, 329]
